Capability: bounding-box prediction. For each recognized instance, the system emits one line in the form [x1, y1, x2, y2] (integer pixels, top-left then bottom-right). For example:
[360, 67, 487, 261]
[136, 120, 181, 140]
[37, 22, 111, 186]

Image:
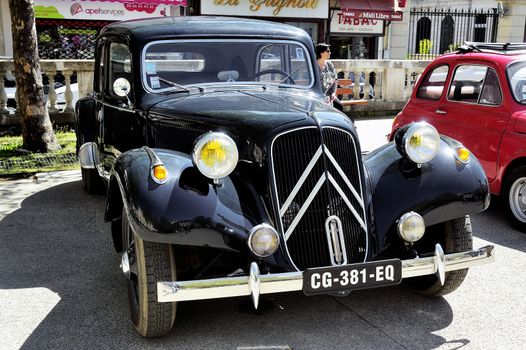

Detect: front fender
[364, 138, 490, 251]
[106, 148, 268, 253]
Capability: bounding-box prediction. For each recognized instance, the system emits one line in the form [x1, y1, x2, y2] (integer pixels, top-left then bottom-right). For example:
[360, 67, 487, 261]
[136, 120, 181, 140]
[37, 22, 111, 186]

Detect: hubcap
[121, 252, 131, 279]
[509, 177, 526, 223]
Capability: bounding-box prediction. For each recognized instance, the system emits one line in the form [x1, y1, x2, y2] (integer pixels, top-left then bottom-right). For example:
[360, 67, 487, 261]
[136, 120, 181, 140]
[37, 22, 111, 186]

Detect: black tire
[122, 210, 177, 337]
[405, 216, 473, 297]
[502, 165, 526, 232]
[81, 167, 103, 195]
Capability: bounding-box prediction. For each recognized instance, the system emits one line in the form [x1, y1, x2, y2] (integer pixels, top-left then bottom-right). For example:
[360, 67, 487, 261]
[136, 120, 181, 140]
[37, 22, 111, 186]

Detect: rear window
[416, 65, 448, 100]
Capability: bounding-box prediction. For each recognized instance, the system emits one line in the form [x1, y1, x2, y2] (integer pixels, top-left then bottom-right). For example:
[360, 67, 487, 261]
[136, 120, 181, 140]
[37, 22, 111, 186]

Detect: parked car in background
[4, 77, 78, 113]
[391, 43, 526, 232]
[76, 18, 494, 338]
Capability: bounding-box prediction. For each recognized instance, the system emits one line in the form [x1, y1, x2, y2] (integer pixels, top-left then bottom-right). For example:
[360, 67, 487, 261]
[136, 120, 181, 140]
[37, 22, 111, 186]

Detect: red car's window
[448, 65, 502, 105]
[416, 65, 448, 100]
[479, 68, 502, 105]
[507, 61, 526, 104]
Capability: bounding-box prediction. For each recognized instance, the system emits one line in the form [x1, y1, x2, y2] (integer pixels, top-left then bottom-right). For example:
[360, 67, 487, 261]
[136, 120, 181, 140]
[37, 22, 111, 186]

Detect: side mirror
[113, 78, 131, 97]
[113, 78, 133, 108]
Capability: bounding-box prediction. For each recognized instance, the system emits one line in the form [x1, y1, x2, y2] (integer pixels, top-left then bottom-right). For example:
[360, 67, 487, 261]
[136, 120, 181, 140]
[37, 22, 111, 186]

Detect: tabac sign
[201, 0, 329, 19]
[331, 10, 384, 35]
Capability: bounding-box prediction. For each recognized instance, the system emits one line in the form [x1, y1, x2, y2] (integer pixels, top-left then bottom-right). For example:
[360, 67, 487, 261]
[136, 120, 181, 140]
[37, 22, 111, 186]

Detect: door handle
[435, 109, 447, 115]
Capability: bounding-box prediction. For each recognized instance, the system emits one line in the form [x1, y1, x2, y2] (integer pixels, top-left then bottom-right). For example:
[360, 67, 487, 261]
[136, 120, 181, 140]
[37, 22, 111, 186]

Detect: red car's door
[436, 62, 509, 181]
[402, 64, 451, 126]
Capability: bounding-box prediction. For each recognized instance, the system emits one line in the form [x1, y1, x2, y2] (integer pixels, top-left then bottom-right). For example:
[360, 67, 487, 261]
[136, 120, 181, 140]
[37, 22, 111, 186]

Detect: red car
[391, 43, 526, 232]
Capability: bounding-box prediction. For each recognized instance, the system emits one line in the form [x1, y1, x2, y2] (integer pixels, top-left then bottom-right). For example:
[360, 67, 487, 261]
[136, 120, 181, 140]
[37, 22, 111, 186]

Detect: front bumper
[158, 244, 494, 307]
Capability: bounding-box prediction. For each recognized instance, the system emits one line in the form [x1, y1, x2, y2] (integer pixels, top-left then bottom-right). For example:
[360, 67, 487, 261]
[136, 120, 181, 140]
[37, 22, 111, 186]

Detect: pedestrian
[315, 43, 343, 111]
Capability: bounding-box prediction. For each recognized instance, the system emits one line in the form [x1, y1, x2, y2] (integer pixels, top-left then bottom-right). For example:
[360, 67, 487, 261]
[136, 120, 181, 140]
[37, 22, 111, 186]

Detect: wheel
[503, 165, 526, 232]
[122, 209, 177, 337]
[405, 216, 473, 296]
[81, 167, 103, 195]
[253, 69, 295, 84]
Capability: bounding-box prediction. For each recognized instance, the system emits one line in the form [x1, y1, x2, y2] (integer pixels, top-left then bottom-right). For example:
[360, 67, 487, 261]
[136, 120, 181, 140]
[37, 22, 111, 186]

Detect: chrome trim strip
[279, 146, 323, 217]
[157, 245, 495, 303]
[325, 147, 364, 209]
[284, 173, 326, 241]
[325, 215, 348, 265]
[327, 173, 367, 231]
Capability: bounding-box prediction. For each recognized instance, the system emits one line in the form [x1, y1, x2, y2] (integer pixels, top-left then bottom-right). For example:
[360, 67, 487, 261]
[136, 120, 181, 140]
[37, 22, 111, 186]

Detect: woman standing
[315, 43, 343, 111]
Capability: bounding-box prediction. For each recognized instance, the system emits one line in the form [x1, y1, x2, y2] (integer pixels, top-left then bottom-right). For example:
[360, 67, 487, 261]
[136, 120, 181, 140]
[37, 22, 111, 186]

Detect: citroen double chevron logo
[279, 145, 366, 241]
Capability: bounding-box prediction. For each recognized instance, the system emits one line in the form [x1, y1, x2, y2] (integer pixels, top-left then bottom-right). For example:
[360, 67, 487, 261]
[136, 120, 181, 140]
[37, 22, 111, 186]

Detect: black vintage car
[76, 16, 494, 337]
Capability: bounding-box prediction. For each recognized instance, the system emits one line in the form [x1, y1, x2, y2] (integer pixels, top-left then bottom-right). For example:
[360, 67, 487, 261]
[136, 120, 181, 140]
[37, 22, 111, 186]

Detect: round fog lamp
[248, 224, 280, 257]
[397, 212, 425, 243]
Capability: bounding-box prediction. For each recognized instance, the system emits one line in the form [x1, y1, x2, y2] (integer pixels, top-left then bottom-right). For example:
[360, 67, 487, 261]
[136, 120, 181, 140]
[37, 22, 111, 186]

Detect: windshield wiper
[278, 62, 307, 85]
[157, 77, 191, 92]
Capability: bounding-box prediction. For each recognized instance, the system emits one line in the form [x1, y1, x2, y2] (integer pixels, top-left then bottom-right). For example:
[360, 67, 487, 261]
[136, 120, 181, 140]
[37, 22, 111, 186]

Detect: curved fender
[106, 148, 268, 253]
[364, 138, 490, 250]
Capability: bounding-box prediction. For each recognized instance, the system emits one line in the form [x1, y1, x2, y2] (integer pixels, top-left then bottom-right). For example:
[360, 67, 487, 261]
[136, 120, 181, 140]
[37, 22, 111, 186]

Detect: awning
[337, 0, 403, 21]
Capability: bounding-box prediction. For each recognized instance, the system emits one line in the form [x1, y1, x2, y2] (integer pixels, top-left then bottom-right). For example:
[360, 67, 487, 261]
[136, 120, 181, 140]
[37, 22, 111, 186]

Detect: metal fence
[36, 19, 111, 60]
[408, 7, 499, 60]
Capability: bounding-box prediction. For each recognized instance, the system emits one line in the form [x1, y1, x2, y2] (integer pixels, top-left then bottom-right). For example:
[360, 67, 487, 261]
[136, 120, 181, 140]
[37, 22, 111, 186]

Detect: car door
[402, 64, 450, 125]
[98, 40, 145, 178]
[438, 62, 508, 180]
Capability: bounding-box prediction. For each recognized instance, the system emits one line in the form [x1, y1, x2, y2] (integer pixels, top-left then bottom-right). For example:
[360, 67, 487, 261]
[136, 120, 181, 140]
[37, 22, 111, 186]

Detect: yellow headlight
[402, 122, 440, 164]
[201, 140, 227, 167]
[193, 133, 238, 179]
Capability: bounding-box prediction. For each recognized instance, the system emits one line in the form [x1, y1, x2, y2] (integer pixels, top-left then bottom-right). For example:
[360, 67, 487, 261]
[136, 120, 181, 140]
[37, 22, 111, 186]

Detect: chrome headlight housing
[193, 132, 238, 179]
[397, 211, 425, 243]
[396, 122, 440, 164]
[248, 224, 280, 257]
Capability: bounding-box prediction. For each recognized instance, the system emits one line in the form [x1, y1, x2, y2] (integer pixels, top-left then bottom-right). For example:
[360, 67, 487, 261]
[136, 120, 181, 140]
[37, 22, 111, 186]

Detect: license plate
[303, 259, 402, 295]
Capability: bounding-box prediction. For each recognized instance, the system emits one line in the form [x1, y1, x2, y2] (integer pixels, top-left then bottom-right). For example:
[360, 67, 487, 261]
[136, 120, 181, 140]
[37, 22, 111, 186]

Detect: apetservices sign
[331, 10, 383, 35]
[34, 0, 186, 20]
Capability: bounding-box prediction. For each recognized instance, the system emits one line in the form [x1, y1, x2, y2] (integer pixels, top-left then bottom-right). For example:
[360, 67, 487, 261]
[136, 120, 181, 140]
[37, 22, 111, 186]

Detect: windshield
[507, 61, 526, 103]
[142, 39, 314, 93]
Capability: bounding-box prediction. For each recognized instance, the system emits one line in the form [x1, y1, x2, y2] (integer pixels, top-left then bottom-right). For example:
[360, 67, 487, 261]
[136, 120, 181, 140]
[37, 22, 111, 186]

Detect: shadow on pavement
[0, 181, 456, 350]
[471, 196, 526, 253]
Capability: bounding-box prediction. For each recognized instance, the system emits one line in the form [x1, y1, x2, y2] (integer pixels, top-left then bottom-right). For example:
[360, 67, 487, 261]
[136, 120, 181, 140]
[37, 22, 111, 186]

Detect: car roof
[99, 16, 313, 46]
[430, 50, 526, 68]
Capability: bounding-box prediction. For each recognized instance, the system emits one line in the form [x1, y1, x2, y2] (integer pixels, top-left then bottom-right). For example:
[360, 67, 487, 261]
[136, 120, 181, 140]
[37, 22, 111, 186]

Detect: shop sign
[201, 0, 328, 19]
[331, 10, 383, 35]
[34, 0, 186, 20]
[341, 9, 403, 22]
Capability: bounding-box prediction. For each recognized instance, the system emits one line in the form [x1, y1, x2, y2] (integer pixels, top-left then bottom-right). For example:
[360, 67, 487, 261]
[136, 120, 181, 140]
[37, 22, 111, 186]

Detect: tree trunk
[8, 0, 60, 152]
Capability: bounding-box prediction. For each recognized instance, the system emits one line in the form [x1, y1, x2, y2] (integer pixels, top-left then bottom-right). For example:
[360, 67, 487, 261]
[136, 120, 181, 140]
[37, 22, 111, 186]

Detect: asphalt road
[0, 119, 525, 349]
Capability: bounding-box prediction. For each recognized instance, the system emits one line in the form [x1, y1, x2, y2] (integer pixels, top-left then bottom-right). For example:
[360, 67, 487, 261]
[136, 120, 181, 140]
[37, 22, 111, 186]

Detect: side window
[108, 42, 132, 97]
[259, 44, 283, 73]
[479, 68, 502, 105]
[94, 41, 106, 93]
[448, 65, 487, 104]
[416, 65, 449, 100]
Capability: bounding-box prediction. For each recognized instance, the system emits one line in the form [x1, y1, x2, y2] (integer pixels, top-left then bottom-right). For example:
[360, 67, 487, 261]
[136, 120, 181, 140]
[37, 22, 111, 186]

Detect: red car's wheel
[503, 165, 526, 232]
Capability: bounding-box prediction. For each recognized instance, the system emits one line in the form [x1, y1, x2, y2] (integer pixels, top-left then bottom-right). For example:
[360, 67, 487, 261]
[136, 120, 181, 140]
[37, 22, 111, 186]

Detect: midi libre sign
[201, 0, 329, 19]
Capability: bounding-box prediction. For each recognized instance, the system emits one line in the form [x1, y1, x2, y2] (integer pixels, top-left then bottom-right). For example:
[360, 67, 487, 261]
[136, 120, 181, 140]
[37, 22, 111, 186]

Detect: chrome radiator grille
[271, 127, 367, 271]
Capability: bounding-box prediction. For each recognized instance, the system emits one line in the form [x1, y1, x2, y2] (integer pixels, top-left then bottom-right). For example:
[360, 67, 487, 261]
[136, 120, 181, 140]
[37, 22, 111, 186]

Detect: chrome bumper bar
[158, 244, 494, 307]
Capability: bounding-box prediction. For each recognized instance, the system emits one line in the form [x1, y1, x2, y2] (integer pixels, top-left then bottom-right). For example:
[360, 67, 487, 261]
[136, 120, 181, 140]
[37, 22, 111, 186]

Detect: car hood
[148, 89, 333, 137]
